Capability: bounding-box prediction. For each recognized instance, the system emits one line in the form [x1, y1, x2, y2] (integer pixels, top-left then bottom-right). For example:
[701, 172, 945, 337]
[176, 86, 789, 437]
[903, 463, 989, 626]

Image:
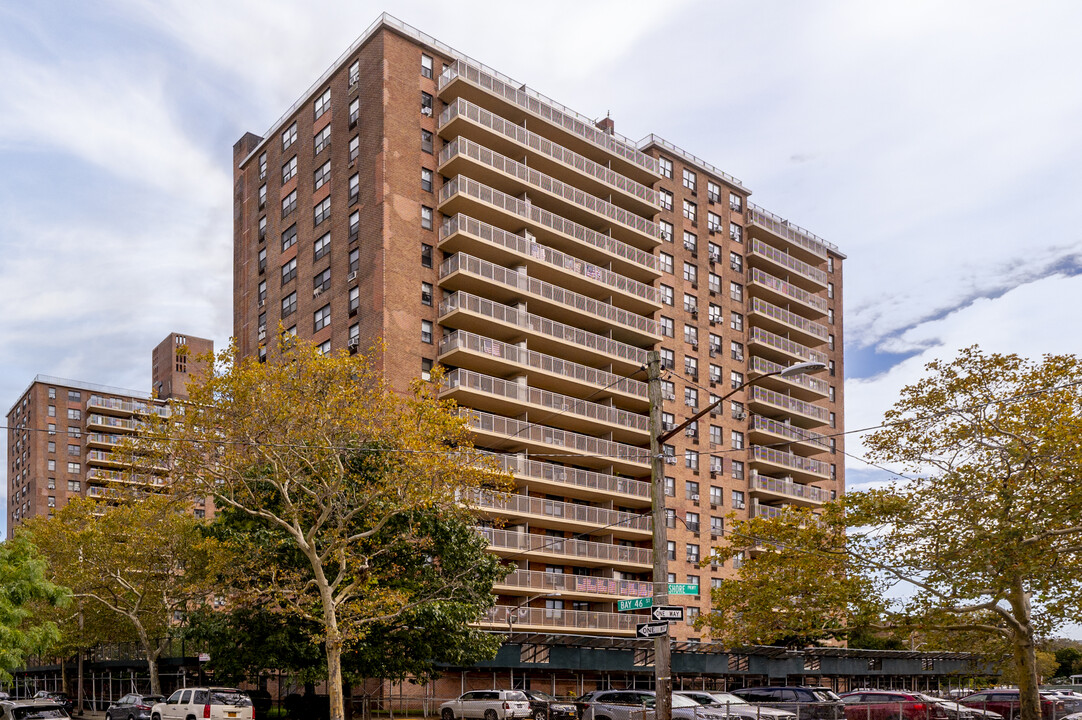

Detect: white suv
[151, 689, 253, 720]
[440, 691, 532, 720]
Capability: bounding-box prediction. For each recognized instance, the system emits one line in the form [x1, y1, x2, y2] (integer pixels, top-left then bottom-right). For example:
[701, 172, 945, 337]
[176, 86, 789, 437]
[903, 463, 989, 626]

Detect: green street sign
[618, 597, 654, 612]
[667, 583, 700, 595]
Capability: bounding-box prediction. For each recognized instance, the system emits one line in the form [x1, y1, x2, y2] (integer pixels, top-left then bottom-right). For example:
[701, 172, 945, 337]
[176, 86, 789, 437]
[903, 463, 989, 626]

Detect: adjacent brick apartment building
[231, 13, 845, 645]
[5, 333, 212, 536]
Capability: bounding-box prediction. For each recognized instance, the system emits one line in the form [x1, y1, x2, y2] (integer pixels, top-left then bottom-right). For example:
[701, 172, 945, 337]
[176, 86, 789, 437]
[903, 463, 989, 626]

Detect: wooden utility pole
[646, 350, 671, 720]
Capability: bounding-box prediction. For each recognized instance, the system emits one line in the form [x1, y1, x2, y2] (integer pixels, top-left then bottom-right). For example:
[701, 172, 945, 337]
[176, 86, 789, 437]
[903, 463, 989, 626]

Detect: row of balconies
[85, 414, 140, 432]
[85, 449, 168, 471]
[464, 489, 651, 536]
[494, 567, 653, 600]
[749, 238, 828, 290]
[480, 451, 651, 505]
[749, 385, 830, 426]
[749, 414, 829, 450]
[86, 432, 124, 449]
[748, 356, 829, 398]
[746, 203, 835, 261]
[749, 472, 832, 505]
[479, 605, 637, 635]
[749, 297, 829, 344]
[479, 526, 652, 570]
[86, 468, 167, 487]
[749, 327, 828, 366]
[750, 445, 830, 478]
[748, 267, 829, 316]
[86, 395, 169, 418]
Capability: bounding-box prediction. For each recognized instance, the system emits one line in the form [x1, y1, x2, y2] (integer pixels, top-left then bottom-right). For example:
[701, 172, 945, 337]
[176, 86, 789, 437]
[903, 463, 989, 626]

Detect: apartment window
[664, 476, 675, 497]
[663, 443, 676, 463]
[421, 358, 433, 381]
[48, 459, 56, 471]
[48, 441, 56, 453]
[730, 224, 743, 243]
[314, 304, 331, 332]
[313, 268, 331, 294]
[687, 544, 700, 563]
[683, 292, 697, 314]
[281, 291, 297, 318]
[258, 183, 266, 209]
[348, 60, 360, 86]
[314, 197, 331, 226]
[732, 490, 746, 509]
[685, 450, 699, 471]
[708, 212, 722, 233]
[828, 256, 835, 273]
[313, 161, 331, 190]
[731, 401, 745, 419]
[683, 199, 697, 223]
[682, 168, 696, 192]
[313, 88, 331, 120]
[684, 324, 698, 347]
[828, 308, 835, 325]
[258, 152, 267, 181]
[312, 339, 328, 355]
[421, 91, 433, 116]
[314, 232, 330, 261]
[421, 320, 433, 344]
[421, 167, 434, 192]
[731, 460, 745, 480]
[421, 243, 433, 268]
[730, 252, 743, 272]
[421, 282, 433, 306]
[660, 316, 674, 337]
[711, 516, 724, 535]
[349, 135, 360, 163]
[730, 311, 743, 331]
[347, 322, 360, 348]
[665, 508, 677, 528]
[667, 541, 676, 561]
[281, 257, 297, 285]
[685, 387, 698, 408]
[281, 224, 297, 251]
[659, 157, 673, 179]
[349, 174, 360, 203]
[281, 122, 297, 150]
[685, 355, 698, 378]
[730, 341, 744, 361]
[48, 405, 56, 417]
[660, 284, 673, 306]
[731, 430, 744, 450]
[683, 231, 697, 254]
[709, 364, 722, 383]
[282, 190, 297, 219]
[67, 408, 81, 421]
[659, 252, 674, 274]
[683, 262, 697, 284]
[829, 360, 836, 377]
[281, 156, 297, 183]
[257, 280, 267, 305]
[349, 211, 360, 241]
[831, 464, 838, 481]
[661, 412, 675, 432]
[68, 426, 81, 438]
[67, 462, 80, 474]
[421, 128, 434, 154]
[47, 477, 56, 489]
[829, 385, 836, 401]
[829, 334, 835, 350]
[828, 282, 835, 299]
[730, 194, 743, 212]
[258, 247, 267, 274]
[659, 188, 673, 211]
[830, 411, 837, 428]
[48, 496, 56, 508]
[349, 286, 360, 315]
[421, 53, 434, 78]
[421, 205, 434, 230]
[659, 220, 674, 242]
[48, 387, 56, 399]
[349, 248, 359, 273]
[258, 216, 267, 242]
[660, 348, 674, 370]
[258, 311, 266, 335]
[67, 444, 79, 456]
[707, 180, 721, 203]
[730, 281, 743, 302]
[708, 272, 722, 294]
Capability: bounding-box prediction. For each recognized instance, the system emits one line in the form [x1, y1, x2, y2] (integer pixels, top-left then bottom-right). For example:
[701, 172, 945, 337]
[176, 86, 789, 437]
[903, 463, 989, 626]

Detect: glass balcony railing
[480, 605, 637, 633]
[439, 177, 657, 274]
[750, 239, 828, 287]
[464, 489, 651, 532]
[748, 357, 829, 395]
[750, 473, 832, 504]
[747, 203, 837, 257]
[495, 568, 654, 598]
[479, 526, 652, 566]
[750, 414, 829, 448]
[440, 253, 658, 337]
[480, 451, 651, 500]
[748, 268, 829, 314]
[749, 386, 829, 423]
[750, 297, 829, 341]
[750, 445, 830, 477]
[442, 214, 657, 305]
[749, 327, 828, 365]
[464, 409, 650, 467]
[441, 99, 657, 206]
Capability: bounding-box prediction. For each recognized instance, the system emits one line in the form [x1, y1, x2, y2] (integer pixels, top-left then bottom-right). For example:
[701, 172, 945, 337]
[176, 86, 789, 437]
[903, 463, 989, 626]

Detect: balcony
[749, 445, 831, 484]
[748, 297, 829, 346]
[479, 526, 652, 571]
[85, 414, 140, 432]
[748, 385, 829, 428]
[746, 203, 837, 263]
[440, 214, 659, 315]
[443, 368, 648, 443]
[465, 409, 649, 475]
[440, 99, 657, 216]
[748, 238, 828, 291]
[438, 59, 659, 183]
[747, 268, 829, 318]
[479, 605, 636, 636]
[440, 138, 660, 248]
[748, 327, 828, 366]
[86, 432, 123, 449]
[464, 490, 651, 538]
[86, 468, 167, 487]
[86, 450, 168, 472]
[749, 499, 794, 520]
[748, 414, 829, 453]
[86, 395, 170, 418]
[438, 176, 659, 283]
[494, 568, 653, 601]
[749, 472, 832, 507]
[439, 253, 658, 346]
[482, 451, 651, 507]
[439, 291, 647, 375]
[747, 356, 829, 400]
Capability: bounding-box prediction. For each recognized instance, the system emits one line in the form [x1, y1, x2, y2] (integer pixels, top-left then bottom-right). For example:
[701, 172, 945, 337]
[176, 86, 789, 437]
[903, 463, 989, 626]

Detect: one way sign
[652, 605, 685, 622]
[636, 620, 669, 638]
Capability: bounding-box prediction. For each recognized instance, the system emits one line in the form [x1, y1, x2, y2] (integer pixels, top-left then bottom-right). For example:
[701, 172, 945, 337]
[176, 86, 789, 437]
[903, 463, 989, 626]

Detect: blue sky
[2, 1, 1081, 636]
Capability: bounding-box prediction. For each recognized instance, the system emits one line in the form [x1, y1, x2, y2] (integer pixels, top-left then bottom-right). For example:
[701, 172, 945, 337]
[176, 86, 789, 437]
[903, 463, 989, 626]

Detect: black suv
[731, 687, 844, 720]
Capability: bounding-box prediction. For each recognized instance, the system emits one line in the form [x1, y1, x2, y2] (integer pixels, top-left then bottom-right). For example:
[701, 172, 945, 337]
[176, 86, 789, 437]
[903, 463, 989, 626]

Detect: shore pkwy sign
[618, 597, 654, 612]
[667, 583, 700, 595]
[636, 620, 669, 638]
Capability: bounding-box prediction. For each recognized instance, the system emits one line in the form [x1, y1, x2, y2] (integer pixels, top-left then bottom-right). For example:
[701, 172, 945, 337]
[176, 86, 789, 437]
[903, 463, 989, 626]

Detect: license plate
[227, 713, 237, 717]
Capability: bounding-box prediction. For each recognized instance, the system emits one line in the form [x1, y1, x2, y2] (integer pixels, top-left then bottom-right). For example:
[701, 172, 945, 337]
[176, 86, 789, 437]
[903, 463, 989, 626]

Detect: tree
[1053, 646, 1082, 680]
[23, 495, 229, 694]
[142, 340, 510, 720]
[0, 536, 69, 681]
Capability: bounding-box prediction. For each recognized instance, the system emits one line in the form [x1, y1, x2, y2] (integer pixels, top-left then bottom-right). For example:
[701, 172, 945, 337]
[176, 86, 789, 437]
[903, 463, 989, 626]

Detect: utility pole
[646, 350, 671, 720]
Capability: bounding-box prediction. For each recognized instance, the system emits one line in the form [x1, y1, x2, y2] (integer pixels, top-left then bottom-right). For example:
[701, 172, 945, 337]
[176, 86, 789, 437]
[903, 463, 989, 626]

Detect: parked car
[107, 694, 165, 720]
[731, 688, 845, 720]
[958, 690, 1060, 720]
[912, 694, 1002, 720]
[519, 690, 578, 720]
[577, 689, 736, 720]
[839, 691, 950, 720]
[676, 691, 798, 720]
[31, 694, 72, 716]
[1041, 692, 1082, 715]
[439, 691, 532, 720]
[0, 699, 70, 720]
[151, 688, 253, 720]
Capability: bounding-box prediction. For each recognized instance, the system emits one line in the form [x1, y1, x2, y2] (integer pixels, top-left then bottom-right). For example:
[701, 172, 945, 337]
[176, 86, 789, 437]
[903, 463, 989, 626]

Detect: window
[707, 180, 721, 203]
[683, 292, 697, 315]
[349, 323, 360, 347]
[421, 53, 434, 78]
[281, 257, 297, 285]
[258, 247, 267, 274]
[48, 405, 56, 417]
[665, 508, 676, 528]
[48, 496, 56, 508]
[421, 167, 434, 192]
[829, 334, 835, 350]
[349, 135, 360, 163]
[683, 199, 697, 223]
[731, 430, 744, 450]
[659, 252, 674, 274]
[730, 312, 743, 331]
[258, 216, 267, 242]
[421, 320, 433, 344]
[67, 444, 79, 456]
[314, 305, 331, 332]
[683, 231, 697, 253]
[314, 197, 331, 226]
[730, 194, 743, 212]
[828, 308, 835, 324]
[258, 183, 267, 209]
[282, 189, 297, 219]
[828, 256, 835, 273]
[348, 248, 359, 274]
[829, 360, 836, 377]
[731, 460, 745, 480]
[731, 370, 743, 388]
[664, 476, 675, 497]
[659, 157, 673, 179]
[421, 358, 433, 381]
[314, 232, 330, 261]
[684, 324, 698, 347]
[731, 401, 745, 419]
[659, 188, 673, 211]
[828, 282, 835, 299]
[281, 291, 297, 318]
[258, 152, 267, 181]
[421, 243, 433, 268]
[281, 122, 297, 150]
[659, 220, 674, 242]
[730, 341, 743, 361]
[421, 205, 434, 230]
[282, 156, 297, 183]
[660, 316, 674, 337]
[732, 490, 746, 509]
[48, 387, 56, 399]
[667, 541, 676, 561]
[313, 269, 331, 294]
[830, 411, 837, 428]
[258, 280, 267, 304]
[708, 272, 722, 294]
[258, 311, 266, 335]
[730, 224, 743, 243]
[348, 60, 360, 86]
[281, 224, 297, 251]
[709, 364, 722, 383]
[685, 450, 699, 471]
[349, 173, 360, 203]
[67, 462, 80, 474]
[349, 286, 360, 314]
[349, 98, 360, 127]
[683, 262, 697, 284]
[708, 212, 722, 233]
[316, 339, 331, 355]
[684, 355, 698, 378]
[67, 408, 81, 421]
[68, 390, 81, 401]
[313, 161, 331, 190]
[682, 168, 696, 192]
[730, 281, 743, 302]
[660, 284, 673, 305]
[421, 128, 434, 154]
[48, 441, 56, 453]
[685, 387, 698, 408]
[660, 349, 674, 371]
[349, 211, 360, 241]
[829, 385, 836, 402]
[661, 411, 675, 431]
[422, 282, 433, 306]
[421, 91, 433, 116]
[730, 252, 743, 272]
[48, 459, 56, 471]
[314, 88, 330, 120]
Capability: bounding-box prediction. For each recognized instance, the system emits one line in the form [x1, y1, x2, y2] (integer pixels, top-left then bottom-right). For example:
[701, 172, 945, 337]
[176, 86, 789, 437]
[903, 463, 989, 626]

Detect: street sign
[667, 583, 700, 595]
[651, 605, 684, 622]
[636, 620, 669, 638]
[618, 597, 654, 612]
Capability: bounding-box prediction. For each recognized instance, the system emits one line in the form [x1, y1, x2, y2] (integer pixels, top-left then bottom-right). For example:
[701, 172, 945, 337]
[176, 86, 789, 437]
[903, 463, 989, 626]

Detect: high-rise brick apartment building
[5, 333, 213, 537]
[232, 14, 844, 647]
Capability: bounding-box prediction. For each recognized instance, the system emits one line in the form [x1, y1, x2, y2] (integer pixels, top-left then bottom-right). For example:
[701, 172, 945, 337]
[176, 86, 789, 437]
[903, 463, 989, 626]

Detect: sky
[2, 1, 1081, 634]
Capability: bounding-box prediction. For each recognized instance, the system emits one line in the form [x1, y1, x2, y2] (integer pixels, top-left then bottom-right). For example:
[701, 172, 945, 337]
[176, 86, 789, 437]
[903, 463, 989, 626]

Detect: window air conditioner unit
[258, 299, 265, 308]
[421, 107, 433, 116]
[347, 271, 358, 282]
[313, 287, 324, 297]
[690, 493, 699, 501]
[347, 338, 360, 349]
[735, 411, 747, 421]
[664, 456, 677, 466]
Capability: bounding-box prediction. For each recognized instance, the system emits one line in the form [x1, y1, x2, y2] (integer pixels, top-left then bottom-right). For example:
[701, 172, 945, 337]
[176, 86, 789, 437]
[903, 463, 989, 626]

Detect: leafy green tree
[0, 536, 69, 681]
[1053, 646, 1082, 679]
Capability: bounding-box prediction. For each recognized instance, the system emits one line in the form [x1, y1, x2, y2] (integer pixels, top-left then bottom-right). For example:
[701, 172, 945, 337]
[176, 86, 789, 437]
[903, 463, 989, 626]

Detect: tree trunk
[1007, 580, 1041, 720]
[326, 633, 344, 720]
[133, 620, 162, 695]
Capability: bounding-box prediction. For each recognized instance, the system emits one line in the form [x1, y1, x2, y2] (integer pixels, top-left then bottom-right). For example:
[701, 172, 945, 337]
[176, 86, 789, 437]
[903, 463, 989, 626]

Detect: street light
[646, 355, 825, 720]
[506, 592, 563, 636]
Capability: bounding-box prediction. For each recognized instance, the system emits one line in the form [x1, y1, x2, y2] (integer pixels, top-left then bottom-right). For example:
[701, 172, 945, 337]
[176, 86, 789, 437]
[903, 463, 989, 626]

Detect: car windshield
[813, 691, 842, 702]
[673, 696, 698, 708]
[210, 692, 251, 707]
[505, 693, 528, 702]
[14, 707, 68, 720]
[710, 694, 749, 706]
[529, 692, 558, 703]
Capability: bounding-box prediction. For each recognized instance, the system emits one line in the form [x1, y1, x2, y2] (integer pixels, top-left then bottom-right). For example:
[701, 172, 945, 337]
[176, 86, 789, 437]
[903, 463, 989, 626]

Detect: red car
[958, 691, 1061, 720]
[840, 692, 950, 720]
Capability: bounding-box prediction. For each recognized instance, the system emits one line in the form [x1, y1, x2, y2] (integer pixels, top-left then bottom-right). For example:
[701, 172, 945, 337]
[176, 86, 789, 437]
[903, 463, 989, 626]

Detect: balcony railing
[439, 291, 649, 366]
[439, 59, 658, 176]
[750, 414, 829, 448]
[747, 203, 837, 257]
[87, 395, 170, 417]
[480, 605, 637, 633]
[86, 468, 166, 487]
[465, 409, 650, 467]
[748, 268, 829, 314]
[750, 500, 792, 520]
[440, 253, 658, 337]
[750, 473, 832, 504]
[749, 327, 828, 365]
[495, 568, 653, 598]
[479, 526, 652, 566]
[750, 386, 829, 423]
[464, 489, 651, 532]
[441, 99, 657, 206]
[481, 451, 651, 500]
[751, 239, 828, 287]
[86, 433, 123, 447]
[637, 134, 746, 191]
[444, 368, 649, 433]
[440, 330, 648, 400]
[85, 414, 140, 431]
[750, 445, 830, 476]
[750, 297, 828, 341]
[86, 450, 167, 470]
[749, 357, 829, 395]
[439, 177, 657, 273]
[442, 214, 657, 304]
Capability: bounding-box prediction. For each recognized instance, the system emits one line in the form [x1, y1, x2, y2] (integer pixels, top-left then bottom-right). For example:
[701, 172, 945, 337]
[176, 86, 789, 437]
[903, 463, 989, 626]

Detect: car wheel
[534, 710, 546, 720]
[443, 710, 456, 720]
[152, 715, 161, 720]
[130, 715, 137, 720]
[485, 711, 499, 720]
